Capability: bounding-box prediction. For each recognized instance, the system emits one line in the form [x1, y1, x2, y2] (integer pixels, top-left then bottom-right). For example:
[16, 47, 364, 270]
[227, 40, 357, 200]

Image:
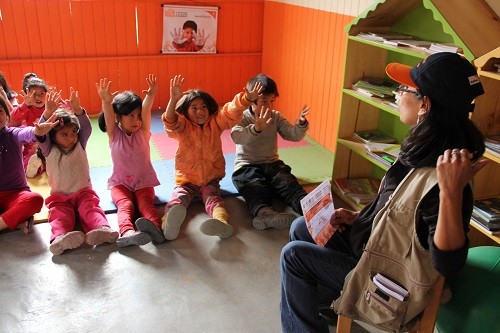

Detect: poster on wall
[162, 5, 218, 54]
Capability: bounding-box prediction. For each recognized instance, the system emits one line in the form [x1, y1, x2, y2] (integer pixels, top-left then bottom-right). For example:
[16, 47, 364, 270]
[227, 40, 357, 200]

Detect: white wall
[268, 0, 376, 15]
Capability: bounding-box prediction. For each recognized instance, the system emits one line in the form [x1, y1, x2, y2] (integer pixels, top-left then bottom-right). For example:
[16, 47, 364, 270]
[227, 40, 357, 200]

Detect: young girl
[96, 75, 165, 247]
[38, 88, 118, 255]
[162, 74, 262, 240]
[0, 97, 58, 234]
[11, 77, 49, 178]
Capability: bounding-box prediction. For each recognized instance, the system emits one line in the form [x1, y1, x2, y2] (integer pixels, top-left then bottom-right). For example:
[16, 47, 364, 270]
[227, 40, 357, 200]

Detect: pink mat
[152, 130, 309, 159]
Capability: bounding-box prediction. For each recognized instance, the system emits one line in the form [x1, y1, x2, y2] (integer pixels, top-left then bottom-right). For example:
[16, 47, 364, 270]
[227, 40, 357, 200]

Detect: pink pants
[45, 188, 109, 242]
[0, 189, 43, 229]
[111, 185, 161, 235]
[22, 142, 43, 173]
[165, 180, 224, 216]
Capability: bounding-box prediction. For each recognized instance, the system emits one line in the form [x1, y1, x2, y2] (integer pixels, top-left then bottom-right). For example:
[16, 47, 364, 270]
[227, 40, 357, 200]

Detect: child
[170, 20, 208, 52]
[231, 73, 310, 230]
[96, 75, 165, 247]
[11, 77, 49, 178]
[162, 74, 262, 240]
[0, 97, 58, 234]
[38, 88, 118, 255]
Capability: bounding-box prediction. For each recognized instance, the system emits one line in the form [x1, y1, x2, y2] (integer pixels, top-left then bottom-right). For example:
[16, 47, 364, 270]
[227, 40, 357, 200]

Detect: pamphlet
[300, 180, 336, 246]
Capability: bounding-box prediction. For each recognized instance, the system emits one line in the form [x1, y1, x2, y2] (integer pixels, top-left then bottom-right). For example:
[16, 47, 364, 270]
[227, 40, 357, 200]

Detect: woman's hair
[0, 96, 10, 120]
[175, 89, 218, 117]
[399, 102, 485, 167]
[0, 72, 15, 100]
[22, 72, 38, 92]
[25, 77, 48, 93]
[246, 73, 279, 97]
[98, 91, 142, 132]
[49, 109, 81, 154]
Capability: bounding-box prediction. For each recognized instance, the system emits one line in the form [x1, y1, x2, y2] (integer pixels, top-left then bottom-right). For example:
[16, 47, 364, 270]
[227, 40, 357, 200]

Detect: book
[353, 130, 396, 144]
[333, 178, 381, 204]
[473, 196, 500, 221]
[471, 212, 500, 230]
[365, 142, 401, 158]
[485, 134, 500, 156]
[351, 83, 394, 99]
[356, 32, 414, 42]
[353, 77, 398, 96]
[470, 220, 500, 235]
[366, 151, 396, 167]
[300, 180, 337, 246]
[372, 273, 409, 301]
[428, 42, 463, 54]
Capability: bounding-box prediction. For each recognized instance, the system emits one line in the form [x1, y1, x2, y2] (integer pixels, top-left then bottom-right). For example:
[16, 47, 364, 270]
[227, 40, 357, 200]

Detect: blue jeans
[280, 217, 359, 332]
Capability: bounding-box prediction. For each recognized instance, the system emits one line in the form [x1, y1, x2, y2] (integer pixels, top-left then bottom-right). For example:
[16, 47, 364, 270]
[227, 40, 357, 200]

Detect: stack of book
[332, 178, 381, 209]
[365, 142, 400, 167]
[485, 134, 500, 158]
[352, 77, 398, 99]
[470, 196, 500, 235]
[353, 130, 396, 144]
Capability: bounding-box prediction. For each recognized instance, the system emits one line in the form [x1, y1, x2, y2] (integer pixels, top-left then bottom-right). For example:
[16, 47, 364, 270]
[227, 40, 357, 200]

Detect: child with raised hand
[231, 73, 310, 230]
[96, 75, 165, 247]
[11, 77, 49, 178]
[38, 88, 118, 255]
[162, 74, 262, 240]
[0, 96, 58, 234]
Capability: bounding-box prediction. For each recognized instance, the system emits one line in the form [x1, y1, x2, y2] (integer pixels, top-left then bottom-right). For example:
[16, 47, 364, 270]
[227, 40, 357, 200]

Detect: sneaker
[85, 226, 119, 246]
[26, 153, 43, 178]
[116, 230, 151, 248]
[135, 217, 166, 244]
[252, 207, 296, 230]
[200, 218, 233, 239]
[162, 205, 187, 240]
[49, 231, 85, 255]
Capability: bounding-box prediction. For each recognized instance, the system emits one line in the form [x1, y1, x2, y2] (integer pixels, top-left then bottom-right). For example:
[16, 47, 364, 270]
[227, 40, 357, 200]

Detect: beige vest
[333, 167, 441, 332]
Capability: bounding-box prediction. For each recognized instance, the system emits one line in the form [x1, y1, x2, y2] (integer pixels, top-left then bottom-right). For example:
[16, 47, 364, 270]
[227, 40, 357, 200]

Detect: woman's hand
[330, 208, 358, 233]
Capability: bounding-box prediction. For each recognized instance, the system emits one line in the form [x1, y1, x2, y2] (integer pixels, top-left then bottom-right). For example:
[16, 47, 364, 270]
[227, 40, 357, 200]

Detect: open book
[300, 180, 336, 246]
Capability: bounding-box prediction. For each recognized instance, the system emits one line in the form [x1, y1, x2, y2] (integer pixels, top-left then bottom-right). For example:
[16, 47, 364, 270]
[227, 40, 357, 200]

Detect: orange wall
[261, 2, 355, 152]
[0, 0, 264, 114]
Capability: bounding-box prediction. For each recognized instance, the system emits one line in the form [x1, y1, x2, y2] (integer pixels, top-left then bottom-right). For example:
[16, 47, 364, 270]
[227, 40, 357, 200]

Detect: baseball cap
[385, 52, 484, 112]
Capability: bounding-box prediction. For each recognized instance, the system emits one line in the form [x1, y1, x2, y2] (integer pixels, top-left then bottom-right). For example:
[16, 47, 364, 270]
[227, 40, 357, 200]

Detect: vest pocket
[354, 275, 409, 328]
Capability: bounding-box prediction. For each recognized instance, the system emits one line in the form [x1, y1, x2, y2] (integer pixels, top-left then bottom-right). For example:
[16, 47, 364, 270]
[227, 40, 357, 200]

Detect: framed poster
[162, 5, 218, 54]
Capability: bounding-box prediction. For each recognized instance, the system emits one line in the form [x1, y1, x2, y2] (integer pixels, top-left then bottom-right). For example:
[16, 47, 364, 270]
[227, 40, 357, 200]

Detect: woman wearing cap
[280, 52, 488, 332]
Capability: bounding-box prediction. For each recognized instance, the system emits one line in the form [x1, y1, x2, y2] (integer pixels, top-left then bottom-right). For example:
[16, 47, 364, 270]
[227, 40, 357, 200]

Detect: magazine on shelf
[300, 180, 337, 246]
[365, 142, 401, 158]
[333, 178, 381, 204]
[351, 84, 394, 99]
[353, 130, 396, 144]
[470, 220, 500, 235]
[471, 211, 500, 230]
[354, 77, 398, 95]
[473, 196, 500, 221]
[366, 151, 396, 167]
[356, 32, 414, 42]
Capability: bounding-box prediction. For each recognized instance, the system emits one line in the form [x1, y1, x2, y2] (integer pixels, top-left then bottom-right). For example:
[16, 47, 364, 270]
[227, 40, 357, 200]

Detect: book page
[300, 180, 336, 246]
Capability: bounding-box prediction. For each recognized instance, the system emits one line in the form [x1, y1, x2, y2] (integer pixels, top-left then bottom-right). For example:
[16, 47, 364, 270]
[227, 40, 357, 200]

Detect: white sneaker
[162, 205, 187, 240]
[26, 154, 43, 178]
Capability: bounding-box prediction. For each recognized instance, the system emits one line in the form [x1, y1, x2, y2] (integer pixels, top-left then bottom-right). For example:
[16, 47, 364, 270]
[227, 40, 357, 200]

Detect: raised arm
[141, 74, 158, 133]
[164, 74, 185, 123]
[96, 78, 117, 140]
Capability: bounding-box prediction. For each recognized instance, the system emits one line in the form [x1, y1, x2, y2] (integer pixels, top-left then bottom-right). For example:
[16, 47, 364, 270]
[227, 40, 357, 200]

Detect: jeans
[280, 217, 359, 332]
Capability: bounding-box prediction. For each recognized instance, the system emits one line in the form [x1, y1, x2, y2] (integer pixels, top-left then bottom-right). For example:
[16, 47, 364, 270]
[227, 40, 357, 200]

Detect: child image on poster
[162, 5, 218, 54]
[171, 20, 209, 52]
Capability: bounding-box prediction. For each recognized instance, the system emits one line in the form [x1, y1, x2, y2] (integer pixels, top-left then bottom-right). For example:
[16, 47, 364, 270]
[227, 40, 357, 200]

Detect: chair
[336, 276, 445, 333]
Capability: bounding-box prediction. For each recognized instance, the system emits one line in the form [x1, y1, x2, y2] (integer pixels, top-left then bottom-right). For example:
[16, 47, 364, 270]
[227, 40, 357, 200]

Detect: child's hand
[44, 90, 62, 116]
[245, 81, 264, 103]
[0, 86, 8, 102]
[297, 105, 310, 125]
[171, 28, 188, 45]
[193, 30, 209, 47]
[33, 113, 59, 136]
[170, 75, 185, 102]
[143, 74, 158, 97]
[19, 89, 35, 106]
[68, 87, 83, 114]
[254, 106, 272, 132]
[95, 78, 117, 103]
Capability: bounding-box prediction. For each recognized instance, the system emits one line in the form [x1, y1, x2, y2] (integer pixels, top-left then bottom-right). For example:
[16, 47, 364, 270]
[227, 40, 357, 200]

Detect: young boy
[231, 73, 310, 230]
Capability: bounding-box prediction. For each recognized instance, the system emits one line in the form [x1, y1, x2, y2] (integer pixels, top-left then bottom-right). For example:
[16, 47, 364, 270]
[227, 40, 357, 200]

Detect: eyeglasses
[395, 84, 421, 97]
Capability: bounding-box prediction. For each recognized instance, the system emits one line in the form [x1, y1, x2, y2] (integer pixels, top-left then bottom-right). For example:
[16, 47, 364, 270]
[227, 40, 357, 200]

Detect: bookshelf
[331, 0, 500, 246]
